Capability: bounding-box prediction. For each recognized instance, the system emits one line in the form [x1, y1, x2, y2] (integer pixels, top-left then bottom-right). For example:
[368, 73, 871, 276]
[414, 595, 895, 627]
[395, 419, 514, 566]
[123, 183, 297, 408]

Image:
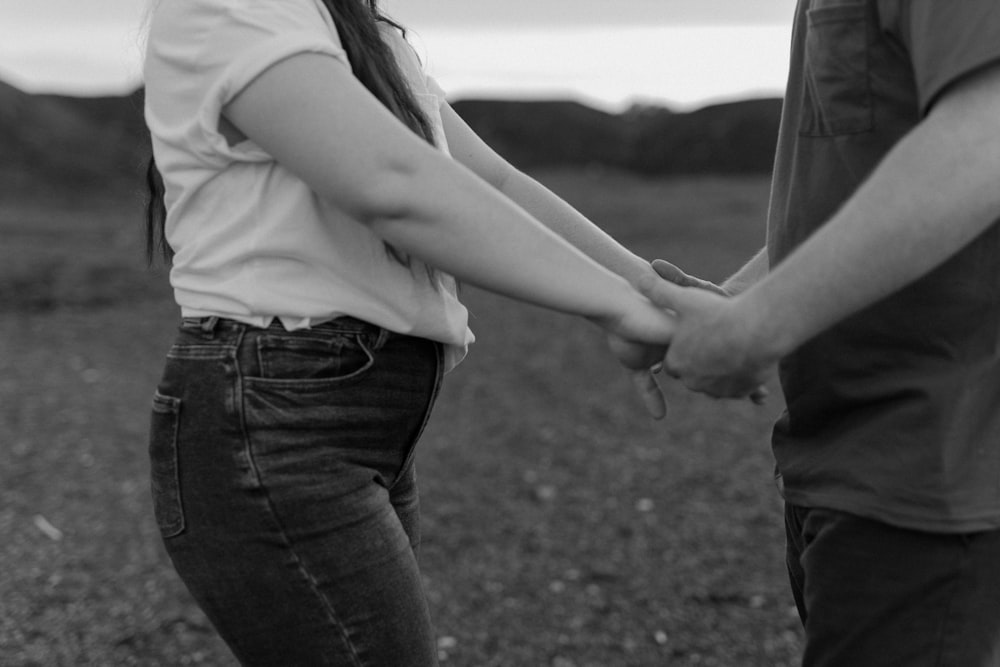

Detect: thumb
[652, 259, 728, 296]
[651, 259, 696, 286]
[632, 369, 667, 420]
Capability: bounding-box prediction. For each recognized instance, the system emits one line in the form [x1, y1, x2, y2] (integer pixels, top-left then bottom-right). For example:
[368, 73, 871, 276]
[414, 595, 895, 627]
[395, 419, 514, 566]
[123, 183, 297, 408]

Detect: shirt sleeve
[887, 0, 1000, 114]
[153, 0, 351, 165]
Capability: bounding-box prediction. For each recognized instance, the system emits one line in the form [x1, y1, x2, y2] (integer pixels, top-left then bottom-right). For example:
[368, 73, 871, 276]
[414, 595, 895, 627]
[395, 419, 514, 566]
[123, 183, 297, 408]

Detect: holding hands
[597, 255, 779, 421]
[592, 285, 677, 420]
[638, 259, 778, 405]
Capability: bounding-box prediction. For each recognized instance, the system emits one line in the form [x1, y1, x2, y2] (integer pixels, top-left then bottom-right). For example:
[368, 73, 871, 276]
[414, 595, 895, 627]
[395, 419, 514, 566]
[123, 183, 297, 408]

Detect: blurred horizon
[0, 0, 794, 110]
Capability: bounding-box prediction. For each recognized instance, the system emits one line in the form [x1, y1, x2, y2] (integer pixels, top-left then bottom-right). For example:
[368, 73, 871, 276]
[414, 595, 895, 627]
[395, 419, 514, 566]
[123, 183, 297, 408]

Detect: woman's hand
[594, 294, 676, 420]
[606, 333, 671, 420]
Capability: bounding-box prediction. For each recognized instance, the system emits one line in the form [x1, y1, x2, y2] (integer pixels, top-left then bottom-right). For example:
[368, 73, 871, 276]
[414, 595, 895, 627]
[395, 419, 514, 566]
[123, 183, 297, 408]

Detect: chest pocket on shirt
[799, 2, 874, 137]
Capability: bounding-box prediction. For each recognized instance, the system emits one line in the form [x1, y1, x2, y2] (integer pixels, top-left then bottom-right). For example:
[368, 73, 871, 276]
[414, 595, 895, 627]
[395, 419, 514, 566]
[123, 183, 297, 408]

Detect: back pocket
[149, 392, 185, 538]
[800, 3, 873, 137]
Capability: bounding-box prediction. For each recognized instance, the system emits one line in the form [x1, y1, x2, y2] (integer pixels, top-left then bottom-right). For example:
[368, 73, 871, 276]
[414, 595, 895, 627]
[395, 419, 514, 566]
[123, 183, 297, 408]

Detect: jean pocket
[249, 331, 376, 389]
[799, 3, 873, 137]
[149, 392, 185, 538]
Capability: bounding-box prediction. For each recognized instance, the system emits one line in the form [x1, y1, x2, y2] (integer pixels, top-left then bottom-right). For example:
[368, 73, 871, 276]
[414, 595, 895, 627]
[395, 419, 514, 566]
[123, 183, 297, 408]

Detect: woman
[143, 0, 673, 664]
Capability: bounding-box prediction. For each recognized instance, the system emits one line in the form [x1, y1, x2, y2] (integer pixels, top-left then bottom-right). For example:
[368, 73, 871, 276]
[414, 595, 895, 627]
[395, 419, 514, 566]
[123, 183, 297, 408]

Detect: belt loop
[201, 316, 220, 333]
[370, 325, 390, 351]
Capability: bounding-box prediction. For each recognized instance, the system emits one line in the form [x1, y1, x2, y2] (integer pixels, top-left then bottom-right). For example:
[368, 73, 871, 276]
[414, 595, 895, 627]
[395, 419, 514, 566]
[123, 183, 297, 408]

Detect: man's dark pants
[785, 503, 1000, 666]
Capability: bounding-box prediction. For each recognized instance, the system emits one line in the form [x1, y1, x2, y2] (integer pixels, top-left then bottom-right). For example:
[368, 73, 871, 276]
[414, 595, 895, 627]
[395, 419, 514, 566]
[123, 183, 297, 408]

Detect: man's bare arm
[641, 62, 1000, 398]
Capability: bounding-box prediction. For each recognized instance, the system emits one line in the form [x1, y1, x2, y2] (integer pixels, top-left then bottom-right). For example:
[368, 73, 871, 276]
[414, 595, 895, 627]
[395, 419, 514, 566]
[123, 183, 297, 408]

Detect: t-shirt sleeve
[889, 0, 1000, 115]
[154, 0, 351, 164]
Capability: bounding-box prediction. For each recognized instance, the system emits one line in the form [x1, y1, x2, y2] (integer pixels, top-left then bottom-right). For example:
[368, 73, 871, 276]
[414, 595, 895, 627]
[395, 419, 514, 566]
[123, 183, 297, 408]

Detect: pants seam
[390, 342, 443, 492]
[233, 329, 365, 667]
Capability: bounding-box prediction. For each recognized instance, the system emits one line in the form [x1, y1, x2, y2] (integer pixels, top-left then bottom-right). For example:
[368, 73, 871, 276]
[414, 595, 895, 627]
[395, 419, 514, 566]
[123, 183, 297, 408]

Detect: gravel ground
[0, 173, 803, 666]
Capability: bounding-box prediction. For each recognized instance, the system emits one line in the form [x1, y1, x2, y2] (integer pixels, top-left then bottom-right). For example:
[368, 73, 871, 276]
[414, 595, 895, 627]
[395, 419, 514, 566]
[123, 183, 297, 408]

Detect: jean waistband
[180, 316, 383, 336]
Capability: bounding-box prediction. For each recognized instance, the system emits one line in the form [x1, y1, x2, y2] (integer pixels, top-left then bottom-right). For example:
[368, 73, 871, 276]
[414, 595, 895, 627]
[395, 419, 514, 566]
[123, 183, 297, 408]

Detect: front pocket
[149, 392, 185, 538]
[799, 3, 873, 137]
[249, 332, 375, 388]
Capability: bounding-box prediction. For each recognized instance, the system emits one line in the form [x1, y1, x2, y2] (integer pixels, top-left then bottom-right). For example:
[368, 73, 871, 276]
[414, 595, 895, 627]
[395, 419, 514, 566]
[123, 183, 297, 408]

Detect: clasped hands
[608, 259, 778, 419]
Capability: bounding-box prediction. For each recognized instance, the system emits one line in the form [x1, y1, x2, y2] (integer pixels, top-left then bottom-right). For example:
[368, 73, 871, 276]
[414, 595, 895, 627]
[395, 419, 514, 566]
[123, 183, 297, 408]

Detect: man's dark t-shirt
[768, 0, 1000, 532]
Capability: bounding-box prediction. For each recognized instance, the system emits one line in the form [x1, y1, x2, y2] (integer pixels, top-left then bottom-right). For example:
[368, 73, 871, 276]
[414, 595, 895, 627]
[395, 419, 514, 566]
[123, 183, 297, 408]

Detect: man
[646, 2, 1000, 665]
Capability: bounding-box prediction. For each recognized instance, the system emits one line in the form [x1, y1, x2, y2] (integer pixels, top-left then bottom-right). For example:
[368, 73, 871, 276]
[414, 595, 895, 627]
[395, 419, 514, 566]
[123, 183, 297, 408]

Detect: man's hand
[646, 259, 771, 402]
[650, 259, 730, 296]
[638, 274, 777, 402]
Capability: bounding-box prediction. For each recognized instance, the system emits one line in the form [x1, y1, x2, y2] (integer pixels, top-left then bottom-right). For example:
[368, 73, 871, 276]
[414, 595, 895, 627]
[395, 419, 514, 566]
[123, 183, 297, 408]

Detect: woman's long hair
[145, 0, 435, 265]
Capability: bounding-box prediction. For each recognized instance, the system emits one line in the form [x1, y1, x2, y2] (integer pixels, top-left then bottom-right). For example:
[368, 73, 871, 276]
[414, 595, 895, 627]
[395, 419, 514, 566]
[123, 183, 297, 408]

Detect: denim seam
[233, 327, 365, 667]
[150, 392, 186, 538]
[167, 348, 230, 361]
[390, 342, 443, 492]
[931, 544, 970, 667]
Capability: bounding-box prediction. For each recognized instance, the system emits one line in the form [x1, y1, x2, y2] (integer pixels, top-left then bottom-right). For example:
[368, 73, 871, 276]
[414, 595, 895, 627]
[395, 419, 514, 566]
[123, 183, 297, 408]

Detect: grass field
[0, 169, 803, 666]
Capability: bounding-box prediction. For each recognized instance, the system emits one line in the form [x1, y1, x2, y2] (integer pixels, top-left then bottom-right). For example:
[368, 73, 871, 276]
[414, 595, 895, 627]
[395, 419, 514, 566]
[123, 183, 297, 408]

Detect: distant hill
[449, 99, 633, 170]
[451, 97, 782, 175]
[0, 80, 149, 196]
[0, 79, 782, 200]
[624, 98, 783, 175]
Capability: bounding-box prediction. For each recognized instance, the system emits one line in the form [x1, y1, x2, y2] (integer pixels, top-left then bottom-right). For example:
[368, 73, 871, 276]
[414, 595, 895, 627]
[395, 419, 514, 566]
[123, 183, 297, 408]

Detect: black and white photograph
[3, 0, 1000, 665]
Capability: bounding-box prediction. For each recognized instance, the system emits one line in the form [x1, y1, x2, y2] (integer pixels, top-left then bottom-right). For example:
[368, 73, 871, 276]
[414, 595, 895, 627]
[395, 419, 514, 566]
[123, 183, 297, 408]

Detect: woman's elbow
[330, 156, 426, 226]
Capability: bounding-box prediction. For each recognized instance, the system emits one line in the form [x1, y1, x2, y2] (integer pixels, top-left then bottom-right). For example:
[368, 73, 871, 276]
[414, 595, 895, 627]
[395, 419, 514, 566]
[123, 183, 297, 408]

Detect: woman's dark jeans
[149, 317, 443, 666]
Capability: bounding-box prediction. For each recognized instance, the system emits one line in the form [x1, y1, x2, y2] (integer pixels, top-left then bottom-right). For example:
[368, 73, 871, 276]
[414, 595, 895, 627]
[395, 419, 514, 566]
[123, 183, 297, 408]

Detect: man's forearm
[737, 64, 1000, 359]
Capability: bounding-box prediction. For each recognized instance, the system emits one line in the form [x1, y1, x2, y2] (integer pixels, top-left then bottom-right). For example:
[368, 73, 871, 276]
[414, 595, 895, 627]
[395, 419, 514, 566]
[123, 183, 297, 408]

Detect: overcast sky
[382, 0, 797, 27]
[0, 0, 798, 106]
[0, 0, 797, 26]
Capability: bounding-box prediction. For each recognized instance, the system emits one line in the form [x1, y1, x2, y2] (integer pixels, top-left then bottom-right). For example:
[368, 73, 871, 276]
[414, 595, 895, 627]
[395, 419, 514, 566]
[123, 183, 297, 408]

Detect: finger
[632, 369, 667, 420]
[692, 379, 769, 402]
[662, 360, 682, 380]
[637, 271, 690, 311]
[607, 334, 668, 370]
[653, 259, 729, 297]
[749, 385, 770, 405]
[650, 259, 693, 285]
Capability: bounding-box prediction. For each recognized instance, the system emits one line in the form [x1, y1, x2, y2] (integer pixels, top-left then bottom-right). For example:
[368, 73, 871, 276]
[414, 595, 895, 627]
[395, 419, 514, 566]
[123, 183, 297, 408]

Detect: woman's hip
[148, 316, 444, 539]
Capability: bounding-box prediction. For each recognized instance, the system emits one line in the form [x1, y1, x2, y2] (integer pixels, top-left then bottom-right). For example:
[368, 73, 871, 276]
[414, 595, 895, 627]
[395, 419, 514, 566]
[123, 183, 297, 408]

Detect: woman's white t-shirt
[144, 0, 473, 370]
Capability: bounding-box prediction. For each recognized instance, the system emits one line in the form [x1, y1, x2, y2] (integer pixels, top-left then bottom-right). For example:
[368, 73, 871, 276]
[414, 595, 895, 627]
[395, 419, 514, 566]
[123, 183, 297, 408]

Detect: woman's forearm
[224, 53, 661, 330]
[369, 149, 645, 324]
[440, 103, 654, 289]
[497, 169, 654, 289]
